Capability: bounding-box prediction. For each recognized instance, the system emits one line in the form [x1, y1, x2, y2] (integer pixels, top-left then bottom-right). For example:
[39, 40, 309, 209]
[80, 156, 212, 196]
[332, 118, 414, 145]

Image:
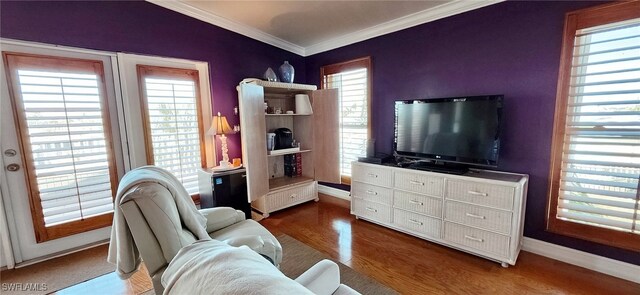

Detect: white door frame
[0, 39, 125, 263]
[117, 52, 215, 169]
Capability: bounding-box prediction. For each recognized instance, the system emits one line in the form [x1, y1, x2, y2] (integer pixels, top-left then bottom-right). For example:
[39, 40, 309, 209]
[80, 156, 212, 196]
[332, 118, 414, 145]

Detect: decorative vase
[279, 61, 294, 83]
[264, 67, 278, 82]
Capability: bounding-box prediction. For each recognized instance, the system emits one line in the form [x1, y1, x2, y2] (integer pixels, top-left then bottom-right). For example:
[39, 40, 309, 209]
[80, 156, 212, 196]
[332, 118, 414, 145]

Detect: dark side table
[198, 167, 251, 219]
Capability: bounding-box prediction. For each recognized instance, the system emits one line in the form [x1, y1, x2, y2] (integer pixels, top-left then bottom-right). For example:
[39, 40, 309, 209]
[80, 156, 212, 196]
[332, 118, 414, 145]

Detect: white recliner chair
[162, 239, 361, 295]
[108, 166, 282, 295]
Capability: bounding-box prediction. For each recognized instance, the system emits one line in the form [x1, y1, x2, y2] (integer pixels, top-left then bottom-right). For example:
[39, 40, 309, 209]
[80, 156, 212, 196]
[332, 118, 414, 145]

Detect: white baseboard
[318, 185, 350, 201]
[522, 237, 639, 284]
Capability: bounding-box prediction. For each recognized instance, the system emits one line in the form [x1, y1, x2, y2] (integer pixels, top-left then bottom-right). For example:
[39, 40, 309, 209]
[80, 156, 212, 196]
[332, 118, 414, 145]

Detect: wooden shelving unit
[238, 80, 341, 218]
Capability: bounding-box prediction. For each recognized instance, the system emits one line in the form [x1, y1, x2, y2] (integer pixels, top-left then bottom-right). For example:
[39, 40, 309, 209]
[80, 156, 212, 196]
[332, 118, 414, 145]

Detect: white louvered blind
[324, 68, 368, 177]
[141, 76, 203, 194]
[16, 70, 115, 226]
[557, 18, 640, 235]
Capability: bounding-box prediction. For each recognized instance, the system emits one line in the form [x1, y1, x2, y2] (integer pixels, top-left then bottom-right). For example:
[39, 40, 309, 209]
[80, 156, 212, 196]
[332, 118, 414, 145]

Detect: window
[3, 52, 118, 242]
[321, 57, 372, 184]
[547, 1, 639, 251]
[137, 65, 206, 194]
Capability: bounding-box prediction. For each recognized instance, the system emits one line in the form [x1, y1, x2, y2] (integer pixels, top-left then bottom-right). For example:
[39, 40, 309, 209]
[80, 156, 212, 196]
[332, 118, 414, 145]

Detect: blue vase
[279, 61, 294, 83]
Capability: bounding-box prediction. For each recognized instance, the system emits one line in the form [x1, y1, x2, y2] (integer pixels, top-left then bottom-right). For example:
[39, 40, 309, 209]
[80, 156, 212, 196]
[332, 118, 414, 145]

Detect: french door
[0, 42, 124, 262]
[0, 42, 213, 264]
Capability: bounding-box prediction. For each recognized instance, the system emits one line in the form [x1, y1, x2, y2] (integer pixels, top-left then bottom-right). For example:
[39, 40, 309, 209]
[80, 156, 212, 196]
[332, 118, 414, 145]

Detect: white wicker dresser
[351, 162, 528, 267]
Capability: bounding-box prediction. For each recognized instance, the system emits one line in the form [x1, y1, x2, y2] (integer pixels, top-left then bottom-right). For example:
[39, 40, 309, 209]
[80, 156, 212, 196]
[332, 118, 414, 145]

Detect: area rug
[278, 234, 398, 295]
[0, 244, 115, 295]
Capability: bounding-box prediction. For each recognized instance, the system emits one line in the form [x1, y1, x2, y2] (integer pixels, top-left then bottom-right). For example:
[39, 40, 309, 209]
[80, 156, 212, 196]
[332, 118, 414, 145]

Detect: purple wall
[0, 0, 305, 161]
[307, 1, 639, 265]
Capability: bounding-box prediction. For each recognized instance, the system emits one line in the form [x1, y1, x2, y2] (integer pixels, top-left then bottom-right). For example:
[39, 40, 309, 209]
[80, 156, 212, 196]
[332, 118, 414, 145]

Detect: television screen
[394, 95, 503, 167]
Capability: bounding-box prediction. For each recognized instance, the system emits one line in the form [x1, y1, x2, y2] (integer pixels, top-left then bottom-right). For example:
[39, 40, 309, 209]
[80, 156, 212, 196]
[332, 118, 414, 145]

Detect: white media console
[350, 161, 528, 267]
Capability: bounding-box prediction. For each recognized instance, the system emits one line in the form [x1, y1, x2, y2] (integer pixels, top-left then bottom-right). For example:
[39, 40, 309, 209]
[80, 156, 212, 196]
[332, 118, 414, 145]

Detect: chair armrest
[223, 235, 264, 250]
[199, 207, 245, 233]
[294, 259, 340, 295]
[222, 235, 279, 266]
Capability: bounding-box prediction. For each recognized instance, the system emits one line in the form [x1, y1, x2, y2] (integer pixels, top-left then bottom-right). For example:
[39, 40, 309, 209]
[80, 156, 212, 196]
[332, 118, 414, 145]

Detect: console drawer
[393, 190, 442, 218]
[352, 163, 393, 187]
[353, 198, 391, 224]
[393, 209, 441, 239]
[444, 201, 512, 235]
[266, 181, 317, 211]
[444, 222, 510, 258]
[445, 180, 514, 210]
[351, 181, 393, 205]
[394, 171, 444, 197]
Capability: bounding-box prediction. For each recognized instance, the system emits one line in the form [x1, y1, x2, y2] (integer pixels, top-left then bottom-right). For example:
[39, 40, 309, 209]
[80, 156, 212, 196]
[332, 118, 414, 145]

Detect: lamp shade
[208, 112, 234, 135]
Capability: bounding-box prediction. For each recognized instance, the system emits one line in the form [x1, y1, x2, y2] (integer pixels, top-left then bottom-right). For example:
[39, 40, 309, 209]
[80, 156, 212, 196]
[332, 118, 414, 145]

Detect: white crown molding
[318, 185, 351, 201]
[146, 0, 306, 56]
[522, 237, 640, 284]
[147, 0, 503, 57]
[304, 0, 505, 56]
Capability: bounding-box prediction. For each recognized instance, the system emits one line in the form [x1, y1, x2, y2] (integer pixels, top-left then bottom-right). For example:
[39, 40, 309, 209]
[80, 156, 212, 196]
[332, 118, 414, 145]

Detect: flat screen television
[394, 95, 504, 169]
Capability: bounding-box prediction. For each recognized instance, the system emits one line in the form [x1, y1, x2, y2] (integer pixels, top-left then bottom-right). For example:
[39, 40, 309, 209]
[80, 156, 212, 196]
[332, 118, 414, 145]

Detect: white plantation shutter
[19, 70, 114, 225]
[556, 19, 640, 235]
[138, 67, 204, 194]
[324, 68, 369, 177]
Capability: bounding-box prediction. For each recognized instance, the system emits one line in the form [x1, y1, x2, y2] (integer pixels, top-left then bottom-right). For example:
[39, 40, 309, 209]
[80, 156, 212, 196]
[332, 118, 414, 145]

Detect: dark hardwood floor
[261, 194, 640, 295]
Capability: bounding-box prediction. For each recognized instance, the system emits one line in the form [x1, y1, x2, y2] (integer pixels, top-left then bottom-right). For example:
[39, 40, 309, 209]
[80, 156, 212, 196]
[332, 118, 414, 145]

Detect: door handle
[4, 149, 17, 157]
[6, 163, 20, 172]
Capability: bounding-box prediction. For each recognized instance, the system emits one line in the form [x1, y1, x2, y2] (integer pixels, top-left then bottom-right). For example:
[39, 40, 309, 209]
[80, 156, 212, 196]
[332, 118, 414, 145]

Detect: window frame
[2, 52, 118, 242]
[136, 65, 208, 198]
[320, 56, 372, 185]
[546, 1, 640, 252]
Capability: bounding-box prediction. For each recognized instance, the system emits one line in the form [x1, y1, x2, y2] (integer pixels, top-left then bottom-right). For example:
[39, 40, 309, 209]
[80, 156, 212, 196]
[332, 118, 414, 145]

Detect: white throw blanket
[161, 240, 313, 295]
[107, 166, 211, 278]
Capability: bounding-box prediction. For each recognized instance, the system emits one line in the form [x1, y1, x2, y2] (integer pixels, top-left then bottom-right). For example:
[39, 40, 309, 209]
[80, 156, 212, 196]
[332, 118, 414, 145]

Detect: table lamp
[208, 112, 234, 167]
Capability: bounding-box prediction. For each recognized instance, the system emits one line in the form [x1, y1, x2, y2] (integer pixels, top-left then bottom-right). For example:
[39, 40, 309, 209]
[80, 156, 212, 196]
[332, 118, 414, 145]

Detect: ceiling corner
[146, 0, 306, 56]
[304, 0, 505, 56]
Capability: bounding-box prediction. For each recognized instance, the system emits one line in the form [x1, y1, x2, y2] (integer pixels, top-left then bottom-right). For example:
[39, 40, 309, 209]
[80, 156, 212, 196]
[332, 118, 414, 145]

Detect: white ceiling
[148, 0, 503, 56]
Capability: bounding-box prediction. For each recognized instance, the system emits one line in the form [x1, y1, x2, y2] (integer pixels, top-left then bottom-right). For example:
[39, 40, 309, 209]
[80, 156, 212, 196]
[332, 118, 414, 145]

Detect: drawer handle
[367, 173, 378, 178]
[409, 180, 425, 186]
[467, 190, 488, 197]
[464, 235, 484, 243]
[290, 194, 298, 199]
[366, 190, 378, 195]
[408, 219, 423, 225]
[408, 200, 424, 206]
[365, 207, 378, 213]
[465, 213, 486, 219]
